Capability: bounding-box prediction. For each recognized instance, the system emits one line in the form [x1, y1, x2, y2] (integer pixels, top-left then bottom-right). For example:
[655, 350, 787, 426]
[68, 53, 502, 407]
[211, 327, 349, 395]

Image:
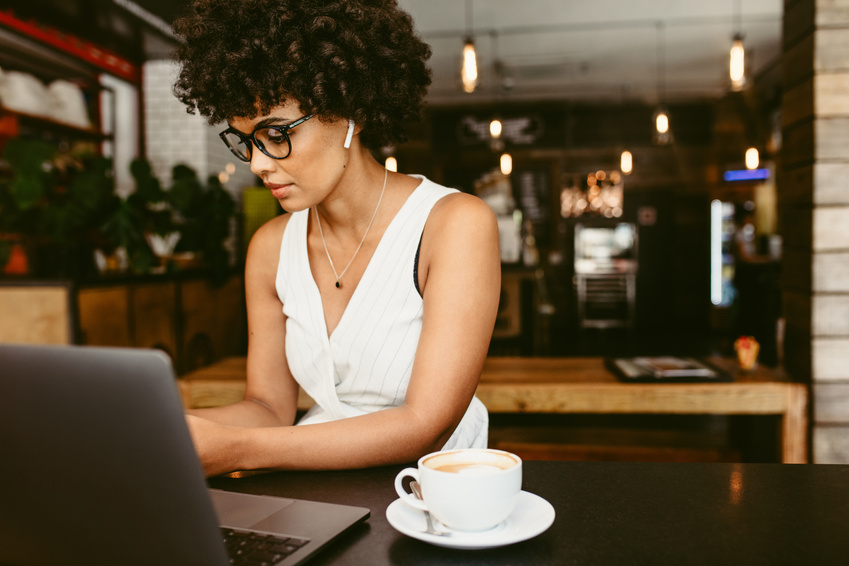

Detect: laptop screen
[0, 343, 369, 566]
[0, 344, 236, 565]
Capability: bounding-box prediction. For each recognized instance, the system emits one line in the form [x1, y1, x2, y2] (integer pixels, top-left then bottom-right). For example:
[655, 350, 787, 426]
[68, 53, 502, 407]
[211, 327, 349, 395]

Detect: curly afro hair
[172, 0, 432, 150]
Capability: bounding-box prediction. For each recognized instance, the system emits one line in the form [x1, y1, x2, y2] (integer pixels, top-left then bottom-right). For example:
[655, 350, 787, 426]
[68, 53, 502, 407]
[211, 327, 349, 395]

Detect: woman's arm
[187, 193, 501, 476]
[187, 214, 300, 428]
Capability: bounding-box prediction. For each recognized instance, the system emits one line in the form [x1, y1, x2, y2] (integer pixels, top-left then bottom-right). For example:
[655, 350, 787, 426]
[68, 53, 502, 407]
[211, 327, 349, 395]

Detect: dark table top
[209, 461, 849, 566]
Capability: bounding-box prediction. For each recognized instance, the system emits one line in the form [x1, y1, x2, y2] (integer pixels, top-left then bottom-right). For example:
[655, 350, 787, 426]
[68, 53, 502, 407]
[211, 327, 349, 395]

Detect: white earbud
[343, 119, 355, 149]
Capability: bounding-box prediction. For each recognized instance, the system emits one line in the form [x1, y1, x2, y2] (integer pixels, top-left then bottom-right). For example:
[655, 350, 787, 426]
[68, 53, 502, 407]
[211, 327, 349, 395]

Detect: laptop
[0, 343, 370, 566]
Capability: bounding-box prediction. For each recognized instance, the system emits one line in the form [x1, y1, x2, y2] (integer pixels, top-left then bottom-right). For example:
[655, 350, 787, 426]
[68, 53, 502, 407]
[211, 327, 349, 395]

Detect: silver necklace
[314, 168, 388, 289]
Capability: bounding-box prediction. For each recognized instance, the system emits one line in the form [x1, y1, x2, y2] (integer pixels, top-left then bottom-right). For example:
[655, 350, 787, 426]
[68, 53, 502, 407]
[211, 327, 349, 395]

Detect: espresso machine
[573, 222, 638, 328]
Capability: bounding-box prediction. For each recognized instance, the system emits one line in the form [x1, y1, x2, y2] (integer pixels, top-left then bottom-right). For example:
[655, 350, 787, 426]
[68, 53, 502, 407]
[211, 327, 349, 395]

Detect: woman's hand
[185, 414, 244, 477]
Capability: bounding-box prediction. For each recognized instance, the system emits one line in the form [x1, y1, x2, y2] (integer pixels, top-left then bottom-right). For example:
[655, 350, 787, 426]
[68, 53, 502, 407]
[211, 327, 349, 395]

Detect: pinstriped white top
[276, 175, 488, 450]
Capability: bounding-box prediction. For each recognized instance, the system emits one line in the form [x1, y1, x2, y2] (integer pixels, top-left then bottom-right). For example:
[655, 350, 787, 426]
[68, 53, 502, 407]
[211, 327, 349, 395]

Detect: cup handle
[394, 467, 427, 510]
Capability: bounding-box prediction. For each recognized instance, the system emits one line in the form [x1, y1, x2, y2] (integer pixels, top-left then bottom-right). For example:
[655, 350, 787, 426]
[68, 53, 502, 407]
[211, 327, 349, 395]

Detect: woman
[172, 0, 501, 476]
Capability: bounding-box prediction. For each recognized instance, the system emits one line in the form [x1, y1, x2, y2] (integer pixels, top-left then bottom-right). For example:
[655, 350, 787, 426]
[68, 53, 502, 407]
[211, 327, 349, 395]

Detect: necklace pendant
[314, 169, 387, 295]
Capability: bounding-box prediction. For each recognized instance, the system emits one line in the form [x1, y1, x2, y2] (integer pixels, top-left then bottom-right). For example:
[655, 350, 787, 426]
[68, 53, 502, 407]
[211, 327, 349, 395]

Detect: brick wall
[780, 0, 849, 463]
[141, 59, 257, 194]
[141, 59, 261, 263]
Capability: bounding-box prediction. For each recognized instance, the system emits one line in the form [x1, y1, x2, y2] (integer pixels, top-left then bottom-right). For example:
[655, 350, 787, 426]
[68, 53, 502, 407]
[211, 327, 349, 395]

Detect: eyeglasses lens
[254, 128, 292, 159]
[222, 131, 252, 161]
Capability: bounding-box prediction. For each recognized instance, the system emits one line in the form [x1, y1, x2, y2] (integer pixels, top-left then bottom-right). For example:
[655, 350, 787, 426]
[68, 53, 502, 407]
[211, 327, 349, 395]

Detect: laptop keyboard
[222, 527, 310, 566]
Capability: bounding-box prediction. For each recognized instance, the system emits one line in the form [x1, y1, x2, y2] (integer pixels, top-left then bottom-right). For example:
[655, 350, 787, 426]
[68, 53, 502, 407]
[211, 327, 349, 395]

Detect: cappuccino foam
[432, 463, 502, 474]
[423, 449, 519, 474]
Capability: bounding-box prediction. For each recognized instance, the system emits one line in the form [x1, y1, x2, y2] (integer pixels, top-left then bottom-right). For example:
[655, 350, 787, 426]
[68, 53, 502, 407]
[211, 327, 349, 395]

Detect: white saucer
[385, 490, 555, 550]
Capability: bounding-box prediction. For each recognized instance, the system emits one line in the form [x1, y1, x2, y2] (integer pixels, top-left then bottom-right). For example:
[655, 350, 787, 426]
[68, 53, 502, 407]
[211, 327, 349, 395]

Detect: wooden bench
[178, 356, 808, 463]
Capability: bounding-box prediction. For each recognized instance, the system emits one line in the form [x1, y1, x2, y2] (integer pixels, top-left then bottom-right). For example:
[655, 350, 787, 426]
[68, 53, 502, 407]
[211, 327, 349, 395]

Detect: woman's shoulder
[404, 175, 491, 219]
[252, 211, 292, 247]
[245, 211, 294, 269]
[420, 189, 498, 270]
[427, 189, 496, 232]
[416, 185, 499, 294]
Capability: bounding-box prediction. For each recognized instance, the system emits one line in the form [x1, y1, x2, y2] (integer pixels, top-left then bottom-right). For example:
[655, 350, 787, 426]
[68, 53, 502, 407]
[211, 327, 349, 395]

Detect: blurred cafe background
[1, 0, 848, 465]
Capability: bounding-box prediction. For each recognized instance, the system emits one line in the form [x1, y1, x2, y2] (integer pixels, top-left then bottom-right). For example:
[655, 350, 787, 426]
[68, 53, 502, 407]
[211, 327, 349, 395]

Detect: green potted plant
[167, 163, 237, 284]
[97, 158, 169, 274]
[0, 138, 51, 273]
[0, 138, 114, 277]
[99, 159, 237, 281]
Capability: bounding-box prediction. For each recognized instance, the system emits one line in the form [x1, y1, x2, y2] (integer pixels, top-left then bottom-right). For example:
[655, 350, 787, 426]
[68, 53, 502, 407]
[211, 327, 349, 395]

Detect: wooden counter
[0, 274, 245, 375]
[178, 356, 808, 463]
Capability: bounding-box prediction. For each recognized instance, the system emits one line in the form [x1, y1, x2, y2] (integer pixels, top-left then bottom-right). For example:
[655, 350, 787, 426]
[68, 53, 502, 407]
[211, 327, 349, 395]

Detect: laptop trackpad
[209, 489, 296, 528]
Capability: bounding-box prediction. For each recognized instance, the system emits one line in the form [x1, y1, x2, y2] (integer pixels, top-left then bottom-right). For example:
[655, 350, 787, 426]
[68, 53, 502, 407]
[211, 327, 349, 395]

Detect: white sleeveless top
[275, 175, 488, 450]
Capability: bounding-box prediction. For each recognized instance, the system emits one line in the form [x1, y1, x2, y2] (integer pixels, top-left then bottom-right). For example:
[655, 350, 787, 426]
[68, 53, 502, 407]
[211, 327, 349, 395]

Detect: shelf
[0, 106, 110, 142]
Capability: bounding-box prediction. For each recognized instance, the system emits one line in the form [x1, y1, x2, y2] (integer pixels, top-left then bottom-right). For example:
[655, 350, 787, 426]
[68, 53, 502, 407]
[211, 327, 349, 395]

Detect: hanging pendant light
[488, 117, 505, 152]
[730, 34, 746, 90]
[729, 1, 745, 91]
[654, 108, 669, 134]
[620, 150, 633, 175]
[500, 153, 513, 176]
[461, 0, 477, 93]
[652, 105, 670, 144]
[745, 147, 759, 170]
[652, 21, 670, 145]
[461, 38, 478, 93]
[489, 119, 502, 138]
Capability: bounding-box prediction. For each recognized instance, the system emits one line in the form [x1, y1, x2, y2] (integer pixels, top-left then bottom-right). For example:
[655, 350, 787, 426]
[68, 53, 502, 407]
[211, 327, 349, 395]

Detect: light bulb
[730, 35, 745, 90]
[500, 153, 512, 176]
[490, 119, 502, 138]
[655, 111, 669, 134]
[461, 39, 477, 93]
[745, 147, 759, 170]
[385, 156, 397, 172]
[620, 150, 633, 175]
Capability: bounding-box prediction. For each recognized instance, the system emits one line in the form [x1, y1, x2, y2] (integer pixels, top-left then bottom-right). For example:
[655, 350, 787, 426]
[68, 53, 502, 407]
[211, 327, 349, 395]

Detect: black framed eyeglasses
[219, 114, 314, 162]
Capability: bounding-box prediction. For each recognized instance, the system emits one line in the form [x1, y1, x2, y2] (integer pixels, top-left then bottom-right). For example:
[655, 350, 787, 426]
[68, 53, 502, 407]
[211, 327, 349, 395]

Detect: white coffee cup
[394, 448, 522, 532]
